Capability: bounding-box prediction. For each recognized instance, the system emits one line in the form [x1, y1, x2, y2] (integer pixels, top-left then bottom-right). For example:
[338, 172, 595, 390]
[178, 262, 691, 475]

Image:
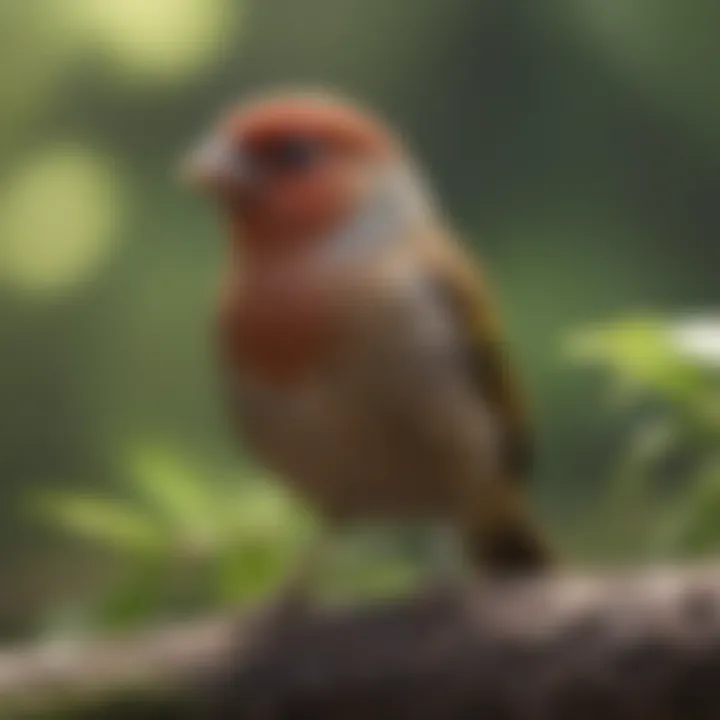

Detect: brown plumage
[185, 90, 549, 590]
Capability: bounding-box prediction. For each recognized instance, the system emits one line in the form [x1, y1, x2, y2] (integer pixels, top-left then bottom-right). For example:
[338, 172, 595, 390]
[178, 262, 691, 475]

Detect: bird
[184, 90, 549, 606]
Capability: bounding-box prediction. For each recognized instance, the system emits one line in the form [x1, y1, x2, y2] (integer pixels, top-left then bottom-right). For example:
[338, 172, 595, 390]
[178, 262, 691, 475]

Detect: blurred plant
[566, 315, 720, 559]
[35, 447, 314, 635]
[34, 447, 422, 637]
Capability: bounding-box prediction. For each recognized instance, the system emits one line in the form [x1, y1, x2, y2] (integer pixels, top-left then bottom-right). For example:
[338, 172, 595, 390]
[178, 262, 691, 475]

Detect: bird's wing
[416, 230, 533, 482]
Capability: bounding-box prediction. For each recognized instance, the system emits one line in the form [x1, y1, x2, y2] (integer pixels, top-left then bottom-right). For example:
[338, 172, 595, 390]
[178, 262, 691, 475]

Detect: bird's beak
[180, 134, 251, 193]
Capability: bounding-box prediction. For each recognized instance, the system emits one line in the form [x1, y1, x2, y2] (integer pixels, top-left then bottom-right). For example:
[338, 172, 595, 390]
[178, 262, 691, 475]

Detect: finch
[184, 90, 549, 596]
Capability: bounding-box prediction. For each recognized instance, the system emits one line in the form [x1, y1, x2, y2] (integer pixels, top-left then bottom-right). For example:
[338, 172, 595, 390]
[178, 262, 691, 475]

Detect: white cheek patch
[325, 164, 436, 261]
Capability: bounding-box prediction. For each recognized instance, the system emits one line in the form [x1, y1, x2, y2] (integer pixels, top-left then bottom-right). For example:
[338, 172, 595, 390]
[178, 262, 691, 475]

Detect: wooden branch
[0, 615, 236, 716]
[2, 567, 720, 718]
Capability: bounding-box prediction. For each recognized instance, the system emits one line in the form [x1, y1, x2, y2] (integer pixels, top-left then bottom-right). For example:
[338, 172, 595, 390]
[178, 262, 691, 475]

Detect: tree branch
[2, 566, 720, 718]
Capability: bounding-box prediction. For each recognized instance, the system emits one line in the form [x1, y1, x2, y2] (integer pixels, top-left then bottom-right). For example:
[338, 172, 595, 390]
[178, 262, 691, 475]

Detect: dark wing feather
[419, 231, 533, 481]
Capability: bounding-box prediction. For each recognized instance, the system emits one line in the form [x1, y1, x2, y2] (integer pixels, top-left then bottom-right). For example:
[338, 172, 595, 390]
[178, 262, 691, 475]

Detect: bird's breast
[219, 261, 351, 386]
[218, 255, 491, 522]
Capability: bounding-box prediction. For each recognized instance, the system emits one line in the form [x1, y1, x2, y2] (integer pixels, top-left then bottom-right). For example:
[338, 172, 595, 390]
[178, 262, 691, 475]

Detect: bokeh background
[0, 0, 718, 642]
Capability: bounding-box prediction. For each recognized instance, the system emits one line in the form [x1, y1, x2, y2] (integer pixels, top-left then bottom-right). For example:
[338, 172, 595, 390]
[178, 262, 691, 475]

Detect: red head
[185, 91, 402, 258]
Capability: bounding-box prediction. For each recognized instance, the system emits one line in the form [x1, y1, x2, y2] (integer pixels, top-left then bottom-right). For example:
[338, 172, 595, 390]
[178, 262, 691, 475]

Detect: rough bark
[2, 566, 720, 718]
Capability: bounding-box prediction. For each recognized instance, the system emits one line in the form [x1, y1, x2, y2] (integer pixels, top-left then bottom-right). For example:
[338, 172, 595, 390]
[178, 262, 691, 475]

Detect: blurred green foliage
[35, 448, 311, 633]
[0, 0, 718, 637]
[36, 449, 423, 634]
[566, 316, 720, 561]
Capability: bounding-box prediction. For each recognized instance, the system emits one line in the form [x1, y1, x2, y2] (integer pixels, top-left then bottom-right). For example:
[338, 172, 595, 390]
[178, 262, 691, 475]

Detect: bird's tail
[463, 492, 551, 575]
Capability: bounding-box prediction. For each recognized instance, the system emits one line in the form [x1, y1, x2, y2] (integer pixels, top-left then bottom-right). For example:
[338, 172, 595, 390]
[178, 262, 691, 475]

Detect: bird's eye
[273, 138, 320, 172]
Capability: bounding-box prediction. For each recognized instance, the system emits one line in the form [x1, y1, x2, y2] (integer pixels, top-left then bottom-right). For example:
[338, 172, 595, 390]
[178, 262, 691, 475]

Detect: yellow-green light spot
[0, 146, 124, 297]
[70, 0, 236, 83]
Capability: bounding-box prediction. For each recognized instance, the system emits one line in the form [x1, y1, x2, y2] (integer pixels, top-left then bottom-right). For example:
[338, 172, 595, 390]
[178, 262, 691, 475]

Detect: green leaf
[91, 559, 171, 631]
[127, 446, 217, 538]
[214, 542, 291, 604]
[666, 457, 720, 555]
[37, 492, 165, 555]
[565, 316, 713, 406]
[670, 317, 720, 368]
[216, 478, 312, 542]
[565, 317, 671, 377]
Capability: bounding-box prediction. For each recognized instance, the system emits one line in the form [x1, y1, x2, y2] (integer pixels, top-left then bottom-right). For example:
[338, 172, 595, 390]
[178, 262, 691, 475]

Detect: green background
[0, 0, 718, 640]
